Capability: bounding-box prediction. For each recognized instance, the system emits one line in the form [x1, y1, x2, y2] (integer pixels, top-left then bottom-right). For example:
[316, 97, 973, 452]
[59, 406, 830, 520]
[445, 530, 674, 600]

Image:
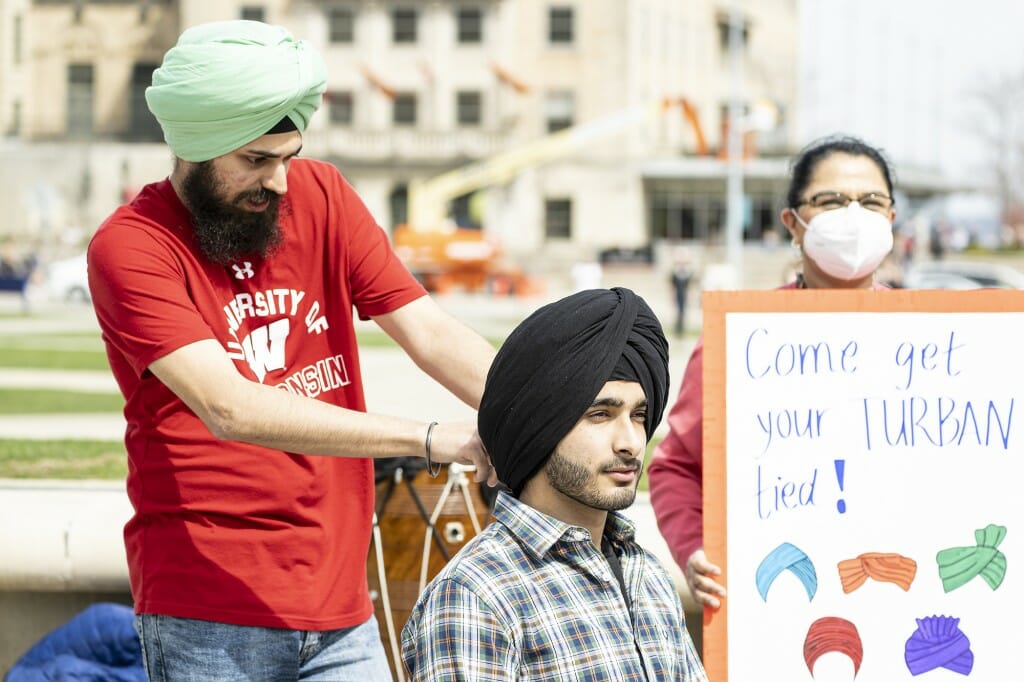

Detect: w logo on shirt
[241, 319, 289, 382]
[232, 262, 255, 279]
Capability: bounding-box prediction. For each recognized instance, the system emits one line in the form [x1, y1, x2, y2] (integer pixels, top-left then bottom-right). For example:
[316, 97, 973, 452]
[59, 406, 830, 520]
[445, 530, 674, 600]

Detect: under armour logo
[232, 262, 254, 280]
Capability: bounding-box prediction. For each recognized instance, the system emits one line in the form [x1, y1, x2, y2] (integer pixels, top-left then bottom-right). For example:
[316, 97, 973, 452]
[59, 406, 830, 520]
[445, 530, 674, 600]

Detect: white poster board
[702, 290, 1024, 681]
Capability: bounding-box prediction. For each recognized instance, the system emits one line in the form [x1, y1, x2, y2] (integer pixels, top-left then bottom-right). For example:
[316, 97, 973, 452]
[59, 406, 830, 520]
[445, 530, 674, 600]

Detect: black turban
[478, 287, 669, 495]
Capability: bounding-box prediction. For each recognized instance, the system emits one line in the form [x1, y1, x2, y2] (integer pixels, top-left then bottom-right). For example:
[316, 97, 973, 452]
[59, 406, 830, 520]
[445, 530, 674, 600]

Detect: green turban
[936, 524, 1007, 593]
[146, 20, 327, 162]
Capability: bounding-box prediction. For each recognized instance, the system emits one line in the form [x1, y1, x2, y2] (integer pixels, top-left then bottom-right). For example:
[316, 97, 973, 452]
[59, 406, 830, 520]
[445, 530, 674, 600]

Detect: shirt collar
[493, 490, 638, 559]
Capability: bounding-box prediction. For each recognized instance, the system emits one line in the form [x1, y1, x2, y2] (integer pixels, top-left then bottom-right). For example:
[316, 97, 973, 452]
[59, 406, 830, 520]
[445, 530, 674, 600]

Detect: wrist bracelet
[424, 421, 440, 478]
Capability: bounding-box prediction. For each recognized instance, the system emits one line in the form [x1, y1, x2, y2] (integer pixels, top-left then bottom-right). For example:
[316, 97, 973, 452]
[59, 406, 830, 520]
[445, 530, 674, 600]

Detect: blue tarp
[6, 603, 144, 682]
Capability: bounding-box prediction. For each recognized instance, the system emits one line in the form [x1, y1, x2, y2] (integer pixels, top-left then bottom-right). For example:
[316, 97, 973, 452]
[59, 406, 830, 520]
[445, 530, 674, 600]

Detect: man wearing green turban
[87, 19, 497, 681]
[146, 20, 326, 163]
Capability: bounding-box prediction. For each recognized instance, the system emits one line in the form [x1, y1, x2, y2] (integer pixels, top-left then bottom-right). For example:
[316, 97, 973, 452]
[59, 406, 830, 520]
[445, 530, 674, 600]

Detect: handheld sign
[702, 289, 1023, 681]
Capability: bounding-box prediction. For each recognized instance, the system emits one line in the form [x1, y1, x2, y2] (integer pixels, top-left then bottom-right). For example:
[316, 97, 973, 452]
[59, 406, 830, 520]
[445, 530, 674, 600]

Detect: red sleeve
[648, 339, 705, 570]
[87, 213, 216, 378]
[332, 171, 426, 319]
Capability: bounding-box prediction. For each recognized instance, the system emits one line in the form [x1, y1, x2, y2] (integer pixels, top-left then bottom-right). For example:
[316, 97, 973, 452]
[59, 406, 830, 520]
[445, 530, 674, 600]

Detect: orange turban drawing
[837, 552, 917, 593]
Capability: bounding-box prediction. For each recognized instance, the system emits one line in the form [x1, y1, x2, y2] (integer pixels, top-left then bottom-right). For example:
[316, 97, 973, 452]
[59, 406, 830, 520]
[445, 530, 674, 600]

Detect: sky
[797, 0, 1024, 186]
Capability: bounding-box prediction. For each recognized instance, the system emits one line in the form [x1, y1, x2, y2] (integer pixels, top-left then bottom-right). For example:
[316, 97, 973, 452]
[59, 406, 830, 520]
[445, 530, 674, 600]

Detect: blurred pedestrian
[929, 220, 947, 260]
[669, 247, 693, 337]
[571, 258, 603, 292]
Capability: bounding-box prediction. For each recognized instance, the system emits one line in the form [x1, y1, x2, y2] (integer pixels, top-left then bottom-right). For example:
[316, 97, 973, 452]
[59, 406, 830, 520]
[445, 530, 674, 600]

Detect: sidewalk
[0, 368, 116, 392]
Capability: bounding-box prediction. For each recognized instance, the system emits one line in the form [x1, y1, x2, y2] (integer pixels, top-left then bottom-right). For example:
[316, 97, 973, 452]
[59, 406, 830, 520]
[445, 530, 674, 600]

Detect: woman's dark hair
[786, 135, 895, 208]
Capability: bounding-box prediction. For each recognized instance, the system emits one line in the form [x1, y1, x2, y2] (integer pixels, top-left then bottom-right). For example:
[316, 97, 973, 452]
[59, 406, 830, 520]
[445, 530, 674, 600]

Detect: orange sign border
[701, 288, 1024, 681]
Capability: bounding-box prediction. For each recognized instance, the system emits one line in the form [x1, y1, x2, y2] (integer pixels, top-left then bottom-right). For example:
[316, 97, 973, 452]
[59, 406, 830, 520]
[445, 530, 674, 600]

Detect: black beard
[543, 450, 639, 512]
[181, 161, 283, 265]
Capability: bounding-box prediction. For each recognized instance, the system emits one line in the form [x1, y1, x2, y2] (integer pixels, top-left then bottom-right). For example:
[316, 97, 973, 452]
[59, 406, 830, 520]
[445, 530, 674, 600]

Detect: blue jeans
[134, 613, 392, 681]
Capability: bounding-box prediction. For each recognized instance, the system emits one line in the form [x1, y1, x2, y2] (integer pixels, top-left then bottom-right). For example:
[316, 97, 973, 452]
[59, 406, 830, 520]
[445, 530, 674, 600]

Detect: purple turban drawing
[804, 616, 863, 678]
[904, 616, 974, 676]
[936, 524, 1007, 593]
[756, 542, 817, 602]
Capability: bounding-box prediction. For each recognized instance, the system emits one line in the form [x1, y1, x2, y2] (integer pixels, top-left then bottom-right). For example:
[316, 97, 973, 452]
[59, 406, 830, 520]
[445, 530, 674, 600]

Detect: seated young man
[401, 287, 708, 681]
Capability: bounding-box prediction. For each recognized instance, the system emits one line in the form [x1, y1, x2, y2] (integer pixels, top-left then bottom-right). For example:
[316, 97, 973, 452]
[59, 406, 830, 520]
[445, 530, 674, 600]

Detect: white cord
[371, 513, 406, 682]
[418, 465, 484, 592]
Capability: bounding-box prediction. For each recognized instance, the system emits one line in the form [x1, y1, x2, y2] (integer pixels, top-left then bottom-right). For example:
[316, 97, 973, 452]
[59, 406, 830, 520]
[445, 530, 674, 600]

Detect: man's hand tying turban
[146, 20, 327, 162]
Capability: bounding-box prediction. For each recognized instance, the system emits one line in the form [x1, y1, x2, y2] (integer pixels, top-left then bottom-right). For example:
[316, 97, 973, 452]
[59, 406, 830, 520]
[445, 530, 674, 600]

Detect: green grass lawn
[638, 437, 661, 492]
[0, 346, 112, 370]
[0, 329, 460, 371]
[0, 388, 124, 413]
[0, 439, 126, 479]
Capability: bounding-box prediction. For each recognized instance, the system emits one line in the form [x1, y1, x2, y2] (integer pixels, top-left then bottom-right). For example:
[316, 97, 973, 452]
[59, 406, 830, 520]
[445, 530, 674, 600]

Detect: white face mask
[794, 204, 894, 281]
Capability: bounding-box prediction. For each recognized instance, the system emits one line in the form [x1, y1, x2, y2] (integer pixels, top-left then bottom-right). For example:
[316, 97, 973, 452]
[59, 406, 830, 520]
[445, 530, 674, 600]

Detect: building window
[10, 100, 21, 136]
[545, 199, 572, 239]
[649, 187, 736, 243]
[716, 12, 749, 51]
[651, 194, 697, 241]
[456, 91, 482, 126]
[548, 6, 574, 45]
[240, 6, 265, 22]
[13, 14, 22, 65]
[392, 7, 418, 43]
[328, 7, 355, 43]
[451, 192, 481, 228]
[389, 184, 408, 231]
[328, 91, 353, 125]
[456, 7, 483, 43]
[130, 63, 163, 141]
[66, 63, 94, 139]
[393, 93, 417, 125]
[545, 91, 574, 133]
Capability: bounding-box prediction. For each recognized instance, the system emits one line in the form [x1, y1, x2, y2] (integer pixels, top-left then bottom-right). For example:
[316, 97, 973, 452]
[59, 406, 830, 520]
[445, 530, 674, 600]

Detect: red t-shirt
[88, 158, 426, 630]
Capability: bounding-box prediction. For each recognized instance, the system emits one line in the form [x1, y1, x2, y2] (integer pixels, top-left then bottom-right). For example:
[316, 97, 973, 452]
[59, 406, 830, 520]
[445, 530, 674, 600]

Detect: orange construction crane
[392, 98, 710, 294]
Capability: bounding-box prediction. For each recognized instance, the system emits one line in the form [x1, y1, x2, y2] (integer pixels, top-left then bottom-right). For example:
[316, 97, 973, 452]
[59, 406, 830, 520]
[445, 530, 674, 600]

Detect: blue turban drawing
[755, 542, 818, 602]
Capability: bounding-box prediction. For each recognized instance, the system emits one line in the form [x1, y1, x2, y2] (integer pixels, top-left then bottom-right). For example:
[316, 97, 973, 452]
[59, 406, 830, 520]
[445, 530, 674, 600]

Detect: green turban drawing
[145, 20, 327, 162]
[936, 524, 1007, 593]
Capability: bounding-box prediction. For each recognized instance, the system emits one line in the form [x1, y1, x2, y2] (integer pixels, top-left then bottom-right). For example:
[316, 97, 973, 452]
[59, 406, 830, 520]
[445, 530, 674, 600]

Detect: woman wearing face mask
[648, 135, 896, 614]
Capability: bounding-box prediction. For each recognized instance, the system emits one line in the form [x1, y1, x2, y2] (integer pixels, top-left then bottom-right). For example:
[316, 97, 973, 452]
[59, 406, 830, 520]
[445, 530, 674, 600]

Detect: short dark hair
[265, 116, 298, 135]
[786, 135, 895, 209]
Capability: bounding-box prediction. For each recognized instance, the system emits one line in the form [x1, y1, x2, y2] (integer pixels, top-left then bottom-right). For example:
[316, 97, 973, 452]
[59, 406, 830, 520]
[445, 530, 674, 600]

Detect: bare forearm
[211, 379, 490, 477]
[212, 380, 428, 457]
[373, 296, 496, 409]
[148, 324, 496, 478]
[148, 339, 474, 463]
[411, 325, 495, 408]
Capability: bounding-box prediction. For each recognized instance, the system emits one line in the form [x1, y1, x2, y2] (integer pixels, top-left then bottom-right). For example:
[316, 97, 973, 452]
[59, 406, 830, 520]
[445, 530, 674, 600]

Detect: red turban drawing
[804, 616, 863, 678]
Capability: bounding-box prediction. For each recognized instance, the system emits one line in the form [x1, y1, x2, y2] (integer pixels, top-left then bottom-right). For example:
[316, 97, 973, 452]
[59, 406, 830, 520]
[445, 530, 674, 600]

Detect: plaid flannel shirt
[401, 490, 708, 681]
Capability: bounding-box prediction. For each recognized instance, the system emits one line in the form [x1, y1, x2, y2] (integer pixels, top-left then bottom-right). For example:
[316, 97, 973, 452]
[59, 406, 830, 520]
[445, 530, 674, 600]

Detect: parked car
[41, 253, 90, 303]
[902, 261, 1024, 290]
